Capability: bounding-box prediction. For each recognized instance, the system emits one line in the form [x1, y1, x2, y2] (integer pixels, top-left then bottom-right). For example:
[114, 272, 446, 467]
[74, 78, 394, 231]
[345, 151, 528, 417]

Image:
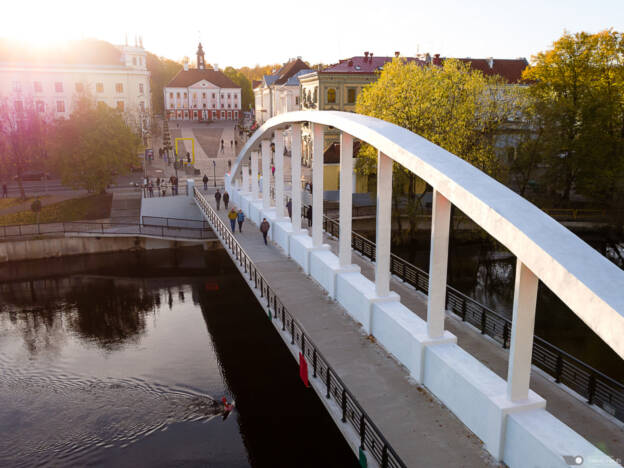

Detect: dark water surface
[0, 247, 358, 468]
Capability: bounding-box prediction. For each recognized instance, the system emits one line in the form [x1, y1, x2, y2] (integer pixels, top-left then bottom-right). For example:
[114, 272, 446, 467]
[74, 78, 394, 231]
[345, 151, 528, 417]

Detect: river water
[0, 247, 358, 467]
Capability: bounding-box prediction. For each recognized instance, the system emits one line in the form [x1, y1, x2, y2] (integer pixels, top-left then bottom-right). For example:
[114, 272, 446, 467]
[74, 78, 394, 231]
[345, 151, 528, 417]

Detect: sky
[4, 0, 623, 67]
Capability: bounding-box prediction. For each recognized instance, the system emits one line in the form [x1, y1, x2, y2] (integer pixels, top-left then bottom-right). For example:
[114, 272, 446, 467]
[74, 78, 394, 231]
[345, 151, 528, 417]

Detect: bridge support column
[375, 151, 392, 296]
[507, 260, 538, 401]
[275, 130, 285, 219]
[312, 123, 324, 247]
[261, 140, 271, 211]
[339, 132, 353, 267]
[291, 124, 302, 234]
[242, 165, 250, 193]
[251, 151, 259, 200]
[427, 190, 451, 338]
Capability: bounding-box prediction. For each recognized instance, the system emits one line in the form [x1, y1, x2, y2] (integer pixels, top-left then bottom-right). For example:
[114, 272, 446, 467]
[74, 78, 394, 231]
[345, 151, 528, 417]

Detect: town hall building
[164, 43, 241, 121]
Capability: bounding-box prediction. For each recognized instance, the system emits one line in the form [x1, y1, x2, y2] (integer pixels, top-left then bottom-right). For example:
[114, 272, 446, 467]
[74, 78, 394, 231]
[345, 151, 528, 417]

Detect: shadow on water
[0, 246, 358, 467]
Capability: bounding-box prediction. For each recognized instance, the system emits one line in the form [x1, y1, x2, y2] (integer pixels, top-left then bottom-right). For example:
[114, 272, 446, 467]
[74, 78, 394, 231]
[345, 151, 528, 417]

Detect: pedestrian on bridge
[286, 199, 292, 219]
[260, 218, 270, 245]
[228, 208, 237, 232]
[237, 209, 245, 232]
[203, 174, 209, 190]
[1, 183, 7, 198]
[215, 189, 222, 210]
[223, 191, 230, 209]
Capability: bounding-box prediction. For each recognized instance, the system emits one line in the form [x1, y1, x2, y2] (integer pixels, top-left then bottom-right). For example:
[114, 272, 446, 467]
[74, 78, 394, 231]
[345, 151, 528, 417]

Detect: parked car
[13, 171, 51, 182]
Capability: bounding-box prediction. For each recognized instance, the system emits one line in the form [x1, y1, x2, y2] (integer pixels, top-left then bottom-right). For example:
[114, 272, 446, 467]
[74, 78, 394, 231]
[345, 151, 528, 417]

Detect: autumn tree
[223, 67, 254, 111]
[522, 30, 624, 206]
[146, 52, 183, 115]
[50, 98, 141, 193]
[0, 98, 50, 198]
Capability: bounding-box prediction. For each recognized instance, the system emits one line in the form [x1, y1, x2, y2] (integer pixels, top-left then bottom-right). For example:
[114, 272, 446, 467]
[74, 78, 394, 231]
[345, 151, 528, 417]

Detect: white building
[0, 39, 151, 135]
[254, 58, 312, 124]
[164, 43, 241, 121]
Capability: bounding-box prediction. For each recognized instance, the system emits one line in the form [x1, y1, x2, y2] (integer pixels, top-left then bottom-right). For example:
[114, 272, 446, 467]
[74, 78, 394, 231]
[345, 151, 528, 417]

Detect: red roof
[166, 69, 240, 88]
[453, 58, 528, 84]
[323, 141, 362, 164]
[320, 55, 426, 74]
[274, 58, 310, 84]
[252, 80, 262, 89]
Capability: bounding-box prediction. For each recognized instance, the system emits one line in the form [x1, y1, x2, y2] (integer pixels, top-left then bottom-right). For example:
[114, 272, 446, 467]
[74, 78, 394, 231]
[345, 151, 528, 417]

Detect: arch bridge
[194, 111, 623, 468]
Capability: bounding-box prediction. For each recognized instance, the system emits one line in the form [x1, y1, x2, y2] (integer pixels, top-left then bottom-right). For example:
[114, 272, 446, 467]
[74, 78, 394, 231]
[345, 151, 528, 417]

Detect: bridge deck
[208, 199, 496, 467]
[318, 236, 624, 459]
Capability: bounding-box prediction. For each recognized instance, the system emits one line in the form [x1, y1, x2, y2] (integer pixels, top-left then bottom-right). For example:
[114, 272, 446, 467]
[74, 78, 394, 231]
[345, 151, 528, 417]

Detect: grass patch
[0, 194, 113, 226]
[0, 196, 50, 210]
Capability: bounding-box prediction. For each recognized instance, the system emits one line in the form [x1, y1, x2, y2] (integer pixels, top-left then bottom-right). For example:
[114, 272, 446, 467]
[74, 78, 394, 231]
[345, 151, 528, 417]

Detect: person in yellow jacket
[228, 208, 238, 232]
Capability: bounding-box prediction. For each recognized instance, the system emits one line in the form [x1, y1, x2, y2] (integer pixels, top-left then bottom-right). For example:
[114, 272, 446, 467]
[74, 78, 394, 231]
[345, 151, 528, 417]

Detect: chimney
[364, 51, 369, 59]
[348, 60, 353, 67]
[425, 53, 431, 64]
[487, 57, 494, 69]
[369, 52, 373, 62]
[433, 54, 441, 66]
[394, 51, 400, 58]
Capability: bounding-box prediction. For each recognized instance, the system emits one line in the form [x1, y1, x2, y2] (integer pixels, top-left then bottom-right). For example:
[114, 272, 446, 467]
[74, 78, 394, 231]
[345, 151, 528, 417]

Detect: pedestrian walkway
[204, 195, 497, 468]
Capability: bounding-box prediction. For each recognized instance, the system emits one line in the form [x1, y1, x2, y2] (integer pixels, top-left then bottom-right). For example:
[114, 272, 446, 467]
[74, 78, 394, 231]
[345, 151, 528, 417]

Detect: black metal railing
[142, 183, 189, 198]
[194, 187, 406, 468]
[142, 216, 211, 230]
[305, 205, 624, 423]
[0, 219, 216, 241]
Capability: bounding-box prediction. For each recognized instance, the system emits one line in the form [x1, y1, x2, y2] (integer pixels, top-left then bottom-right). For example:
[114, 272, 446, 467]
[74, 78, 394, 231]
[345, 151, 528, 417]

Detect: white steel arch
[231, 110, 624, 361]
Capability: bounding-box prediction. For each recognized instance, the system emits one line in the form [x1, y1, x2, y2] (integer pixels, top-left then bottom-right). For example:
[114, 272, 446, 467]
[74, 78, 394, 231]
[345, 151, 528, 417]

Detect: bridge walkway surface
[205, 197, 497, 467]
[316, 231, 624, 460]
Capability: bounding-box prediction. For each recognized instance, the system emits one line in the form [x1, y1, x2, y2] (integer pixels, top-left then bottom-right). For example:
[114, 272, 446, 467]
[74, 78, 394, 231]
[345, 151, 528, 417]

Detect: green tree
[522, 30, 624, 205]
[50, 98, 141, 193]
[224, 67, 254, 111]
[146, 52, 183, 116]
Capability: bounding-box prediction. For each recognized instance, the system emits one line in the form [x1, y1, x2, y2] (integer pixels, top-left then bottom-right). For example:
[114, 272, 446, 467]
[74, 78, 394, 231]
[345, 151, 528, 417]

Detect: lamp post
[213, 160, 216, 187]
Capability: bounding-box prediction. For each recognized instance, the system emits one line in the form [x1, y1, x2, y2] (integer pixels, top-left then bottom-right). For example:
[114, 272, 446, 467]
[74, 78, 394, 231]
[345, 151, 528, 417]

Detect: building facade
[164, 43, 241, 121]
[0, 39, 151, 136]
[254, 58, 312, 124]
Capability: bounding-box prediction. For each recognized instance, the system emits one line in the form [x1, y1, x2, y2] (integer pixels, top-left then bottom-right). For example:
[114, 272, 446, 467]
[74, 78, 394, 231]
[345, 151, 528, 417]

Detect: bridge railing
[194, 187, 406, 468]
[0, 219, 216, 241]
[316, 209, 624, 422]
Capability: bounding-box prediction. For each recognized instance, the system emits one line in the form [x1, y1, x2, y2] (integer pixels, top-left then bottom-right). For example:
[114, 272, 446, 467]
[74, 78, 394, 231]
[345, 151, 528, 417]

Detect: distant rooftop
[452, 57, 529, 84]
[319, 52, 426, 74]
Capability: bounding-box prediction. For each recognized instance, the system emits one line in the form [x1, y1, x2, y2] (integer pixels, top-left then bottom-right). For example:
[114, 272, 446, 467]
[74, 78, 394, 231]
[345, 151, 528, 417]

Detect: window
[170, 103, 174, 108]
[221, 104, 224, 108]
[202, 92, 206, 99]
[202, 103, 206, 108]
[115, 83, 124, 93]
[96, 82, 104, 93]
[327, 88, 336, 103]
[34, 81, 43, 93]
[221, 111, 225, 119]
[228, 103, 231, 108]
[140, 101, 145, 112]
[347, 88, 356, 104]
[56, 101, 65, 113]
[169, 92, 173, 99]
[75, 83, 84, 93]
[313, 86, 318, 103]
[227, 93, 231, 99]
[212, 93, 215, 98]
[295, 96, 300, 106]
[193, 111, 198, 119]
[183, 92, 187, 99]
[234, 94, 238, 100]
[193, 93, 197, 101]
[14, 101, 24, 112]
[132, 57, 137, 66]
[176, 92, 180, 98]
[139, 83, 144, 94]
[55, 82, 63, 93]
[116, 101, 124, 111]
[36, 100, 45, 113]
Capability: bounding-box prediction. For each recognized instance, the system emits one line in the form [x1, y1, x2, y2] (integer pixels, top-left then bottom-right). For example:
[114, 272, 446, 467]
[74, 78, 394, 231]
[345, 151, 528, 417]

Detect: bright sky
[4, 0, 623, 67]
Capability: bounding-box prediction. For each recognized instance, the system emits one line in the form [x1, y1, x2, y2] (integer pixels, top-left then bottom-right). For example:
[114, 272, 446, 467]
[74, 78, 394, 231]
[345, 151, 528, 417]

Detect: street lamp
[213, 160, 216, 187]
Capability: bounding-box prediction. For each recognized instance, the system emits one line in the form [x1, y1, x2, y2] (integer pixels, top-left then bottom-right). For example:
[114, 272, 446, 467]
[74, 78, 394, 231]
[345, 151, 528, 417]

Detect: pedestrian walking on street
[286, 199, 292, 219]
[156, 177, 161, 191]
[215, 189, 222, 210]
[307, 206, 312, 227]
[148, 181, 154, 197]
[260, 218, 270, 245]
[237, 209, 245, 232]
[228, 208, 237, 232]
[187, 151, 191, 163]
[1, 183, 7, 198]
[203, 174, 209, 190]
[223, 190, 230, 210]
[230, 140, 233, 149]
[271, 164, 275, 177]
[220, 139, 224, 153]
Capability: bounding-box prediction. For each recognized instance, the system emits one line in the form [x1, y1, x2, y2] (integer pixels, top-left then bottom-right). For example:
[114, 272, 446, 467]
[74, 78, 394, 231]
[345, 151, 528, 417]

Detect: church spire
[196, 42, 205, 70]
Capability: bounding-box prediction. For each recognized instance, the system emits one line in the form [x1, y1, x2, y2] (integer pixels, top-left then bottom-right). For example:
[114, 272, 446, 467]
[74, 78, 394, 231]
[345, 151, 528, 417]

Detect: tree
[522, 30, 624, 205]
[146, 52, 183, 116]
[223, 67, 254, 111]
[50, 97, 141, 193]
[0, 98, 50, 199]
[355, 58, 517, 240]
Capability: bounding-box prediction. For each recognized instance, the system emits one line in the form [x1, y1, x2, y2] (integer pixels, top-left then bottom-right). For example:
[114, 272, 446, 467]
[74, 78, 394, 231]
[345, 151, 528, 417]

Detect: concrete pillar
[312, 123, 324, 247]
[275, 130, 285, 218]
[187, 179, 195, 198]
[291, 124, 302, 233]
[251, 150, 259, 199]
[427, 189, 451, 338]
[242, 165, 250, 193]
[507, 260, 539, 401]
[339, 132, 353, 267]
[375, 151, 392, 297]
[261, 140, 271, 211]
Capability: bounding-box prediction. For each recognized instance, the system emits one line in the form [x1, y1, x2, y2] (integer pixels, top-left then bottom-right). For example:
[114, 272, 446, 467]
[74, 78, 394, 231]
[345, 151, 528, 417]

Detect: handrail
[313, 208, 624, 423]
[229, 111, 624, 361]
[0, 219, 216, 241]
[194, 187, 406, 468]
